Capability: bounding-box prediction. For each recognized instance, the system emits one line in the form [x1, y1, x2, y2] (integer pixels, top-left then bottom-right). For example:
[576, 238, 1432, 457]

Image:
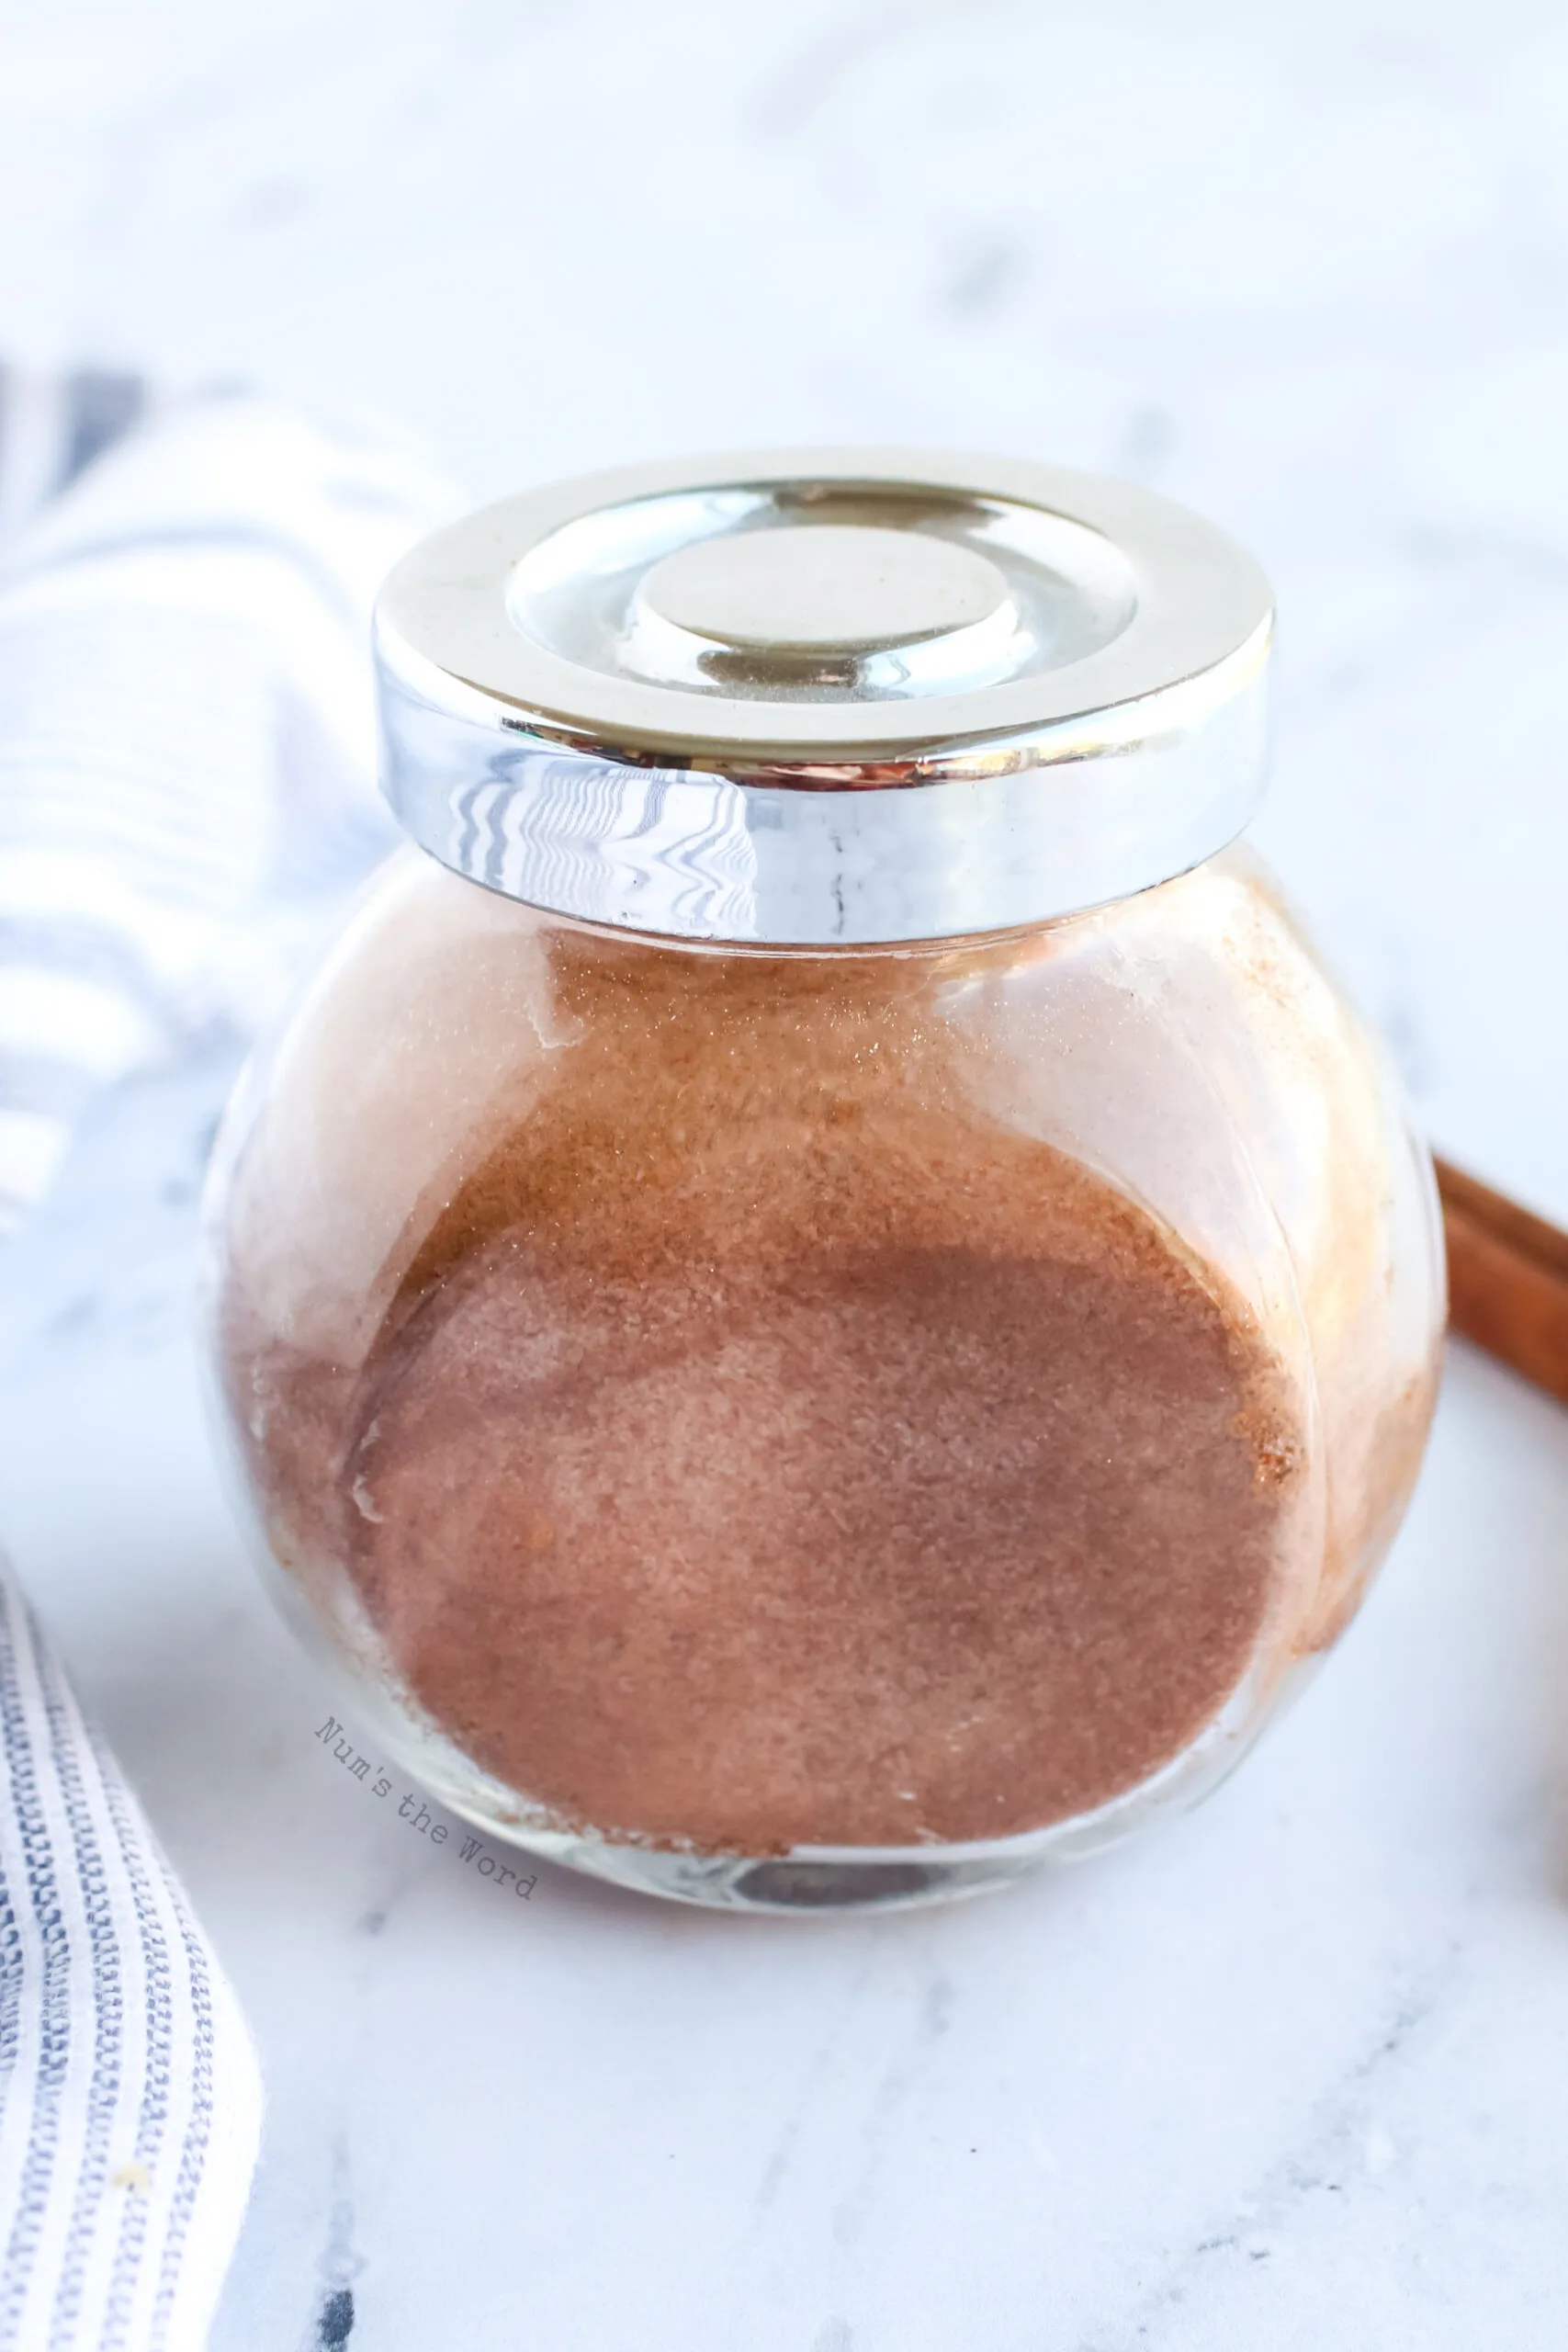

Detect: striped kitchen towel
[0, 1554, 261, 2352]
[0, 364, 458, 1236]
[0, 368, 460, 2345]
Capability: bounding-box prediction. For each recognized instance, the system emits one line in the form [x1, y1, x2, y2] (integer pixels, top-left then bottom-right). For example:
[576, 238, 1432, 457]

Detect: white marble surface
[3, 2, 1568, 2345]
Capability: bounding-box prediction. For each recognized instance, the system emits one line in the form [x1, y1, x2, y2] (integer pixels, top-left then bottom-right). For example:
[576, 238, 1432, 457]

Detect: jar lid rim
[374, 447, 1273, 944]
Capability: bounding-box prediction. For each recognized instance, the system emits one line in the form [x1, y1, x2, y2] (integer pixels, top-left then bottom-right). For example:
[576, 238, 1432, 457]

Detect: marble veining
[3, 3, 1568, 2345]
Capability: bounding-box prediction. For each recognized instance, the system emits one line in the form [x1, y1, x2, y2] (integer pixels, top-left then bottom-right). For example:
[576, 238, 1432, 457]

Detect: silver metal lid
[374, 448, 1272, 944]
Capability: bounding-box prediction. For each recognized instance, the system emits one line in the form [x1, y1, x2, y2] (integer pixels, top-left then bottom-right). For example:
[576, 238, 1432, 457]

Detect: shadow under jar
[207, 449, 1445, 1912]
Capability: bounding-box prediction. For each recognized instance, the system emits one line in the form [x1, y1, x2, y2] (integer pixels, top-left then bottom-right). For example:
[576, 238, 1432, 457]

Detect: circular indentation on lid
[637, 525, 1011, 653]
[498, 477, 1147, 710]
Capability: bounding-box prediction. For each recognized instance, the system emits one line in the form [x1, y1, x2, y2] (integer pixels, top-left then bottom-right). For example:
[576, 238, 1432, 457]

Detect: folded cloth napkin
[0, 366, 457, 1234]
[0, 1554, 260, 2352]
[0, 368, 459, 2347]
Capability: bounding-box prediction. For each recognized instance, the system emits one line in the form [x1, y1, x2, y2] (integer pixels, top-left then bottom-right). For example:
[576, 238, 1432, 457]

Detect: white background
[2, 5, 1568, 2347]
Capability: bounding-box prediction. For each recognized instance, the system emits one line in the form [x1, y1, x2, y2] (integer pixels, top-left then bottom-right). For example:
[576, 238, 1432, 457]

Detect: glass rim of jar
[374, 447, 1274, 946]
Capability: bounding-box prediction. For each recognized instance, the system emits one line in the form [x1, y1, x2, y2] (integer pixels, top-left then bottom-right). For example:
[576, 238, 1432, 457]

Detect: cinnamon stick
[1436, 1157, 1568, 1406]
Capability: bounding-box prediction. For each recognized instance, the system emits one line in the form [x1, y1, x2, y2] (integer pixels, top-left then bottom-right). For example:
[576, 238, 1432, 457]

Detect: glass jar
[206, 450, 1444, 1912]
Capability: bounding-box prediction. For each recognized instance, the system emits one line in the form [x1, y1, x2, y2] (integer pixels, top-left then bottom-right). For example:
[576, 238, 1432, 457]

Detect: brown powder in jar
[231, 928, 1308, 1854]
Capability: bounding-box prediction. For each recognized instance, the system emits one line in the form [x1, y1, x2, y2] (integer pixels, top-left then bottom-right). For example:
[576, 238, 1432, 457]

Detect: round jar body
[208, 845, 1442, 1912]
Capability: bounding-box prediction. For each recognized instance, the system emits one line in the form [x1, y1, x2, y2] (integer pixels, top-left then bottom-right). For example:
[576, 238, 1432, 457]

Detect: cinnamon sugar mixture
[225, 914, 1312, 1854]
